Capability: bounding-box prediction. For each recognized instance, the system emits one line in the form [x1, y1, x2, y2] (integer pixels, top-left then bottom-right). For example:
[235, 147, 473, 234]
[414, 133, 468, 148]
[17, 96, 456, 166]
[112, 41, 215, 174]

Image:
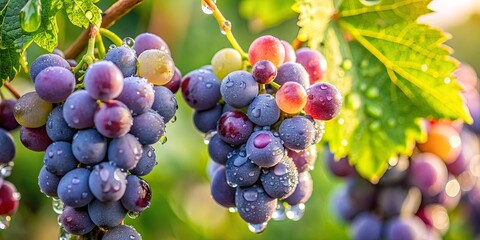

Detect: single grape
[217, 111, 253, 146]
[385, 216, 428, 240]
[89, 162, 127, 202]
[295, 48, 327, 84]
[72, 129, 107, 165]
[121, 175, 151, 212]
[288, 146, 317, 173]
[252, 60, 277, 84]
[378, 187, 421, 218]
[225, 148, 261, 187]
[130, 110, 165, 145]
[0, 99, 20, 131]
[60, 206, 96, 235]
[35, 66, 76, 103]
[44, 142, 79, 176]
[417, 122, 462, 164]
[247, 94, 280, 126]
[103, 225, 142, 240]
[84, 61, 124, 101]
[235, 184, 277, 224]
[279, 116, 316, 150]
[210, 166, 236, 208]
[108, 133, 143, 170]
[220, 71, 259, 108]
[151, 86, 177, 122]
[94, 100, 133, 138]
[274, 62, 310, 89]
[351, 213, 382, 240]
[63, 90, 98, 129]
[325, 152, 356, 178]
[133, 32, 170, 56]
[248, 35, 285, 67]
[19, 126, 52, 152]
[245, 130, 284, 168]
[305, 82, 342, 120]
[211, 48, 243, 80]
[344, 176, 376, 209]
[285, 172, 313, 205]
[0, 181, 19, 215]
[129, 145, 157, 176]
[162, 67, 182, 93]
[30, 53, 70, 82]
[0, 129, 15, 163]
[276, 82, 307, 114]
[57, 168, 93, 208]
[88, 199, 127, 228]
[52, 49, 65, 58]
[38, 165, 61, 197]
[181, 69, 221, 111]
[416, 204, 450, 234]
[14, 91, 52, 128]
[208, 133, 234, 165]
[409, 153, 448, 197]
[46, 105, 76, 142]
[280, 40, 296, 63]
[260, 156, 298, 199]
[104, 46, 137, 77]
[331, 185, 364, 221]
[193, 104, 222, 133]
[137, 49, 175, 85]
[116, 76, 154, 116]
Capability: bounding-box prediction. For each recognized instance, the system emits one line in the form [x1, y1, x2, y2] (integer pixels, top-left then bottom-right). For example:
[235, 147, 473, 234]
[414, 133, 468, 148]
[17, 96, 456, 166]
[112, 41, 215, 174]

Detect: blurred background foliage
[0, 0, 479, 239]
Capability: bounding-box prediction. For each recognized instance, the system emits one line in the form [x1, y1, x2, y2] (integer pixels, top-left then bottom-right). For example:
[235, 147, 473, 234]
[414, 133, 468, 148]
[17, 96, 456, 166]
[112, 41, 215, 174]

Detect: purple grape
[385, 216, 428, 240]
[252, 60, 277, 84]
[295, 48, 327, 84]
[220, 70, 259, 108]
[281, 40, 296, 63]
[30, 54, 70, 82]
[103, 225, 142, 240]
[181, 69, 221, 111]
[0, 129, 15, 163]
[260, 156, 298, 199]
[208, 133, 234, 165]
[247, 94, 280, 126]
[378, 187, 421, 218]
[46, 105, 76, 142]
[279, 116, 316, 150]
[89, 162, 127, 202]
[246, 130, 284, 168]
[193, 104, 222, 133]
[108, 133, 143, 170]
[19, 126, 52, 152]
[305, 82, 342, 121]
[129, 145, 157, 176]
[0, 99, 20, 131]
[133, 33, 170, 56]
[274, 62, 309, 89]
[210, 166, 236, 208]
[35, 66, 75, 103]
[217, 111, 253, 146]
[38, 165, 61, 197]
[43, 142, 78, 176]
[63, 90, 98, 129]
[326, 152, 356, 178]
[235, 184, 277, 224]
[288, 147, 317, 173]
[121, 175, 151, 212]
[104, 46, 137, 77]
[57, 168, 93, 207]
[130, 110, 165, 145]
[94, 100, 133, 138]
[88, 199, 127, 228]
[72, 129, 107, 165]
[225, 148, 261, 187]
[60, 206, 96, 235]
[409, 153, 448, 197]
[163, 67, 182, 93]
[116, 76, 154, 115]
[151, 86, 177, 122]
[84, 61, 124, 101]
[351, 213, 382, 240]
[285, 171, 313, 205]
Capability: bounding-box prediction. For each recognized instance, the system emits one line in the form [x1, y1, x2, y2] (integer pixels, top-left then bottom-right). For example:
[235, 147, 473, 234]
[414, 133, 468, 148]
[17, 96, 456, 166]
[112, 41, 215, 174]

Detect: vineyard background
[1, 0, 480, 239]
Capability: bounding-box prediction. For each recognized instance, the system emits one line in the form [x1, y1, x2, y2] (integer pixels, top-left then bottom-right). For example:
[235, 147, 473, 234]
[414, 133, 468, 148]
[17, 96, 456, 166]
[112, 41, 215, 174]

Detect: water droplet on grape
[128, 211, 140, 219]
[248, 222, 268, 233]
[160, 136, 168, 144]
[52, 197, 64, 214]
[286, 203, 305, 221]
[272, 203, 286, 221]
[273, 163, 288, 176]
[122, 37, 135, 47]
[233, 156, 248, 167]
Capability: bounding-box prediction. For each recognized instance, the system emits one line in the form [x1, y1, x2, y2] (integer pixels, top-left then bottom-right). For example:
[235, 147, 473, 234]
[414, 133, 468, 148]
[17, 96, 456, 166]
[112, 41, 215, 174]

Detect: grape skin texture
[409, 153, 448, 197]
[104, 46, 137, 77]
[208, 133, 234, 165]
[225, 148, 261, 187]
[275, 82, 307, 114]
[38, 166, 61, 197]
[235, 184, 277, 224]
[260, 156, 298, 199]
[14, 91, 52, 128]
[220, 70, 259, 108]
[285, 171, 313, 205]
[305, 82, 342, 120]
[35, 66, 76, 103]
[63, 90, 98, 129]
[57, 168, 93, 208]
[44, 141, 78, 176]
[181, 69, 221, 111]
[89, 162, 127, 202]
[217, 111, 253, 146]
[247, 94, 280, 126]
[0, 99, 20, 131]
[29, 53, 70, 82]
[279, 116, 316, 151]
[88, 199, 127, 228]
[129, 145, 157, 176]
[351, 213, 382, 240]
[193, 104, 222, 133]
[211, 48, 243, 80]
[133, 32, 170, 56]
[121, 175, 151, 212]
[252, 60, 277, 84]
[245, 130, 284, 168]
[130, 110, 165, 145]
[20, 126, 52, 152]
[94, 100, 133, 138]
[46, 105, 76, 142]
[151, 86, 177, 122]
[210, 166, 236, 208]
[0, 129, 15, 163]
[248, 35, 285, 67]
[0, 181, 19, 215]
[72, 129, 107, 165]
[289, 147, 317, 173]
[274, 62, 310, 89]
[162, 67, 182, 94]
[108, 133, 143, 170]
[84, 61, 124, 101]
[60, 206, 96, 235]
[295, 48, 327, 84]
[137, 49, 175, 86]
[116, 76, 154, 116]
[280, 40, 296, 63]
[103, 225, 142, 240]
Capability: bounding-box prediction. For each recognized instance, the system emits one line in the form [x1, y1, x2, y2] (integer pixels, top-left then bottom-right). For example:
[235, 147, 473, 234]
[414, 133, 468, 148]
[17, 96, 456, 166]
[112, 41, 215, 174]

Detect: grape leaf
[64, 0, 102, 29]
[296, 0, 472, 180]
[0, 48, 21, 87]
[239, 0, 295, 31]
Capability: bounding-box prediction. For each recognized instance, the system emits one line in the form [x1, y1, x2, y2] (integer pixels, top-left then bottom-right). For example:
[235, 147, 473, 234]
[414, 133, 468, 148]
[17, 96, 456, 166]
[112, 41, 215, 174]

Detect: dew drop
[286, 203, 305, 221]
[247, 222, 268, 233]
[122, 37, 135, 47]
[273, 163, 288, 176]
[160, 136, 168, 144]
[0, 215, 11, 230]
[52, 197, 64, 214]
[85, 10, 93, 20]
[272, 203, 286, 221]
[201, 0, 216, 14]
[243, 190, 258, 202]
[233, 156, 248, 167]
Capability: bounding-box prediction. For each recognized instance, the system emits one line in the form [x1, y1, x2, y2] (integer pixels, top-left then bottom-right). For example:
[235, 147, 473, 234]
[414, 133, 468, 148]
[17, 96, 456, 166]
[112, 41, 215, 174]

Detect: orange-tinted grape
[248, 35, 285, 67]
[275, 82, 307, 114]
[417, 122, 462, 164]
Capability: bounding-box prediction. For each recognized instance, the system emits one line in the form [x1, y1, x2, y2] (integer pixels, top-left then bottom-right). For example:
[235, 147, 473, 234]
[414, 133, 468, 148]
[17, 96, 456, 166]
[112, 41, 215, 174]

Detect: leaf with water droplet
[64, 0, 102, 28]
[20, 0, 42, 32]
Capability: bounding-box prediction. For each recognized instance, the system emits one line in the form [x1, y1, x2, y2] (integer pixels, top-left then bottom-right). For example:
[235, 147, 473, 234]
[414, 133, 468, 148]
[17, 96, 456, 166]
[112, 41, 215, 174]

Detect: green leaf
[0, 48, 21, 87]
[297, 0, 471, 180]
[239, 0, 295, 31]
[64, 0, 102, 28]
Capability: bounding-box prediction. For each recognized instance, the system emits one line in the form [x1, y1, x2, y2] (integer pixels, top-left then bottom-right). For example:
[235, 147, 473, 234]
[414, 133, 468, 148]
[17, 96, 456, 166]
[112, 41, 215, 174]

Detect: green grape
[137, 49, 175, 86]
[14, 92, 53, 128]
[211, 48, 243, 80]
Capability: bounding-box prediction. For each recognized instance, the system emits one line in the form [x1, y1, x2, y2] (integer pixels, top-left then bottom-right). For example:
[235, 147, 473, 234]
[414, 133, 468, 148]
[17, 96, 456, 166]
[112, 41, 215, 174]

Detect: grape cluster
[14, 32, 179, 238]
[0, 98, 21, 229]
[181, 35, 342, 233]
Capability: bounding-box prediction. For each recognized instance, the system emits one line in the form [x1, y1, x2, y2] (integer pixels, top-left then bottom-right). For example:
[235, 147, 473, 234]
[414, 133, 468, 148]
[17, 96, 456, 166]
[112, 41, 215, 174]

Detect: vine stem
[3, 82, 21, 99]
[99, 28, 123, 46]
[65, 0, 143, 59]
[202, 0, 248, 59]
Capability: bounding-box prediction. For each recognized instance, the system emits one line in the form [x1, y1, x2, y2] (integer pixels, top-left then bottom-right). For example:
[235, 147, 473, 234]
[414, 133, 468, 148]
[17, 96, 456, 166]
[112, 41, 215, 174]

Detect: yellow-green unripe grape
[211, 48, 243, 80]
[14, 91, 52, 128]
[137, 49, 175, 85]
